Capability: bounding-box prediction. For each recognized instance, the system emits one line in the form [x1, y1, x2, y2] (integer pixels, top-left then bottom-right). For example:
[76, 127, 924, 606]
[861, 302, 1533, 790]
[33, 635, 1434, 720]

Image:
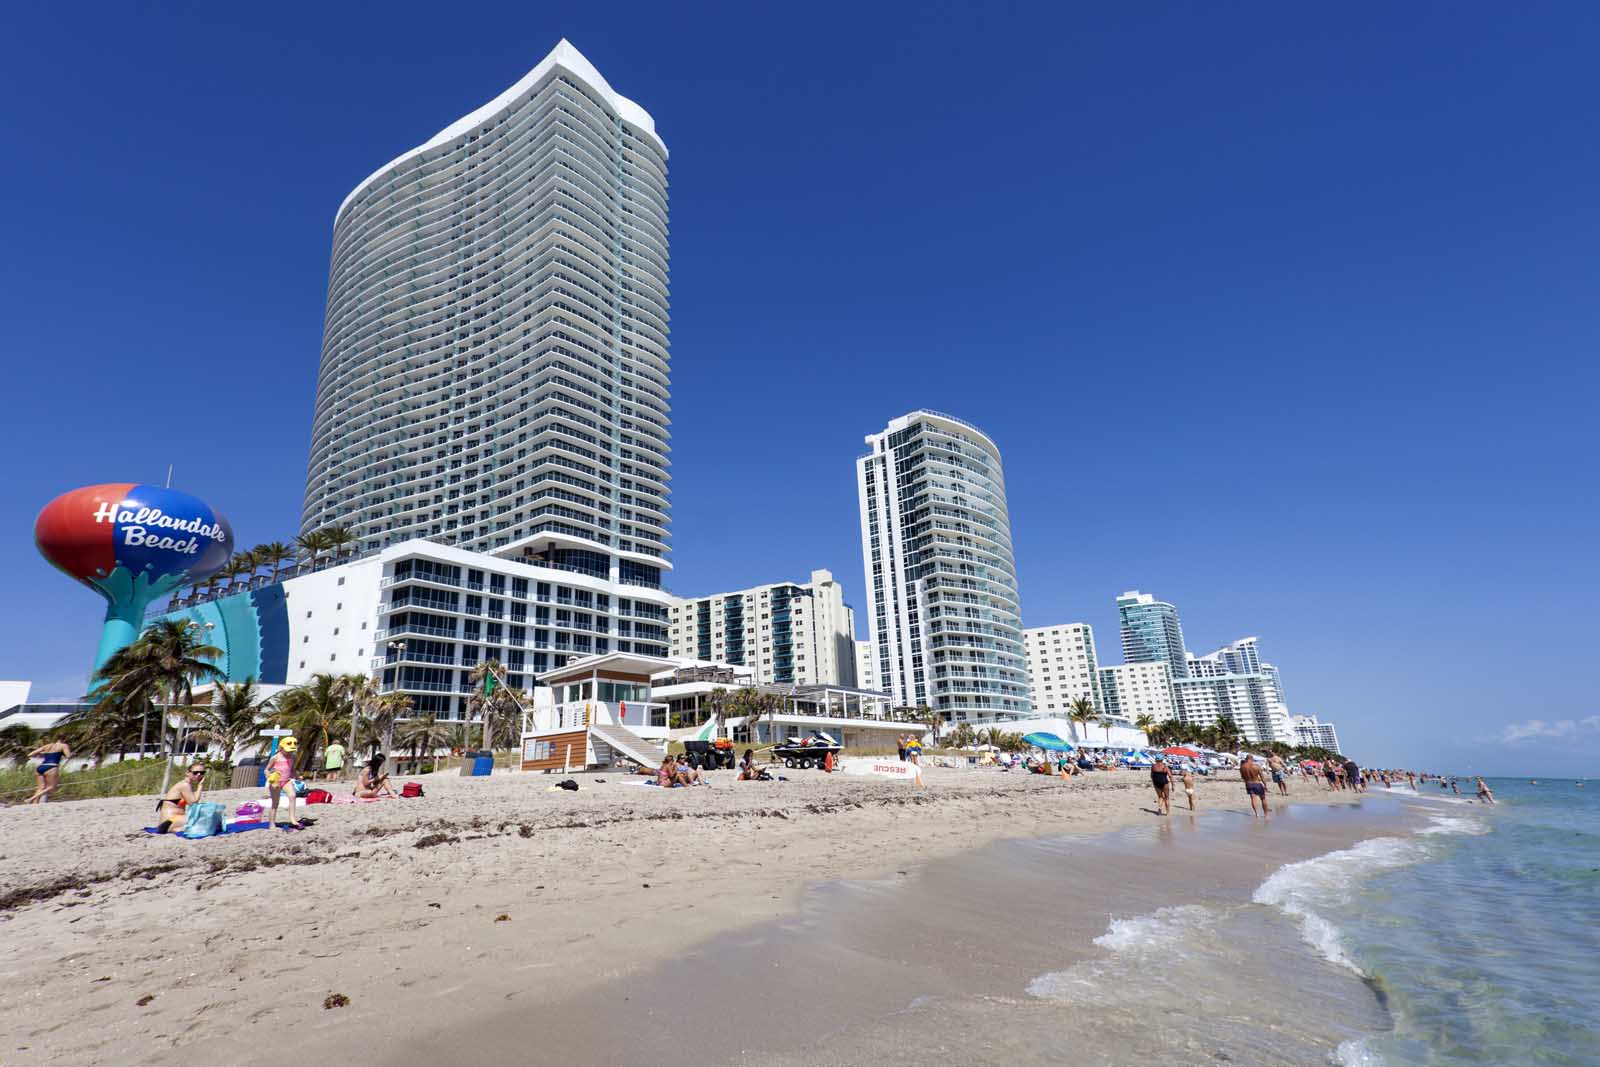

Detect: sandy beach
[0, 765, 1375, 1064]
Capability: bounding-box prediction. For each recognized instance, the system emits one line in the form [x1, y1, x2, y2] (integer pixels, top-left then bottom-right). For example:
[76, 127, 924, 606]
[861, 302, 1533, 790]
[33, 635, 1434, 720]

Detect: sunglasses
[188, 769, 205, 776]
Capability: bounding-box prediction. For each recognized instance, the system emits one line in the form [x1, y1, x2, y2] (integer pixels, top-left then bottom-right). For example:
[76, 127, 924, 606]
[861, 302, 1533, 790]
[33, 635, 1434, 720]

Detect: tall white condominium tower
[301, 40, 672, 596]
[1024, 623, 1101, 713]
[857, 411, 1030, 724]
[667, 570, 859, 687]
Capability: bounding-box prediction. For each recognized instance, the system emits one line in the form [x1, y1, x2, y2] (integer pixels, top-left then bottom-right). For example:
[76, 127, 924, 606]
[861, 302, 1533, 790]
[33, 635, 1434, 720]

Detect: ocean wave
[1332, 1036, 1385, 1065]
[1092, 904, 1216, 955]
[1417, 814, 1489, 836]
[1253, 835, 1431, 974]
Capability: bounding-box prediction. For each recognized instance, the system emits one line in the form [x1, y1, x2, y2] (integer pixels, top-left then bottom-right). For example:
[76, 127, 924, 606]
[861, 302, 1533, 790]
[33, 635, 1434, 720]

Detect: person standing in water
[1150, 758, 1172, 816]
[24, 738, 71, 804]
[1268, 753, 1289, 796]
[1475, 777, 1496, 804]
[1240, 755, 1270, 818]
[1181, 766, 1197, 812]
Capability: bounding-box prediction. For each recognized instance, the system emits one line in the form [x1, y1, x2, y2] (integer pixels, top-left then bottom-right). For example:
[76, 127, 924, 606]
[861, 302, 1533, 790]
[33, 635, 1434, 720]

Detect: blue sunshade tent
[1023, 732, 1076, 752]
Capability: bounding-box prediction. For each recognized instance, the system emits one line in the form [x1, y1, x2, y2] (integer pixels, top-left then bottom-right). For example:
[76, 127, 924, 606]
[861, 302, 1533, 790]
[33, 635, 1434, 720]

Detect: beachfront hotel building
[857, 411, 1030, 724]
[300, 40, 673, 595]
[153, 539, 672, 722]
[1097, 661, 1177, 724]
[1023, 623, 1101, 713]
[666, 570, 859, 687]
[1292, 714, 1342, 753]
[1171, 673, 1293, 744]
[854, 639, 878, 693]
[1117, 590, 1189, 679]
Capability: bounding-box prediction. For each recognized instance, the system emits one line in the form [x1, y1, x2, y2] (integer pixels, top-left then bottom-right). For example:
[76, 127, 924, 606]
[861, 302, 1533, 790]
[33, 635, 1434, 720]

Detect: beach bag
[304, 789, 332, 804]
[401, 782, 424, 798]
[177, 802, 226, 839]
[293, 779, 310, 797]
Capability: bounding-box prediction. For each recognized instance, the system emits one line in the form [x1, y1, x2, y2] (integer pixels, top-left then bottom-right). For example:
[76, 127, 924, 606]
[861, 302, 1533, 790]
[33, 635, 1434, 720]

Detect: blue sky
[3, 3, 1596, 775]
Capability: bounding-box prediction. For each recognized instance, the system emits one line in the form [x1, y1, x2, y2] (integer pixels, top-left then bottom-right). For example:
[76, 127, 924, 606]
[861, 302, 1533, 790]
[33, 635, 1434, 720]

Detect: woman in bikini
[155, 763, 207, 833]
[354, 754, 396, 799]
[25, 738, 71, 804]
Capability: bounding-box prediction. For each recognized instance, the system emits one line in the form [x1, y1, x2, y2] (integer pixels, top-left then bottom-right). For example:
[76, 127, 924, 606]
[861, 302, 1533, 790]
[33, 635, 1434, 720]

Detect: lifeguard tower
[519, 652, 675, 771]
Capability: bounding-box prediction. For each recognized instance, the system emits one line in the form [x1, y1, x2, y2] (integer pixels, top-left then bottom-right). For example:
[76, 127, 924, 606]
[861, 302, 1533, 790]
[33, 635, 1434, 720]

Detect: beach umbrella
[1163, 746, 1201, 758]
[1022, 732, 1075, 752]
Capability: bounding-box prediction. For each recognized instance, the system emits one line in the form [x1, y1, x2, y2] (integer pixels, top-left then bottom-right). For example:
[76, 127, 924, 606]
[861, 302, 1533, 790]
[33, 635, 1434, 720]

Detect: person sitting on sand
[354, 754, 396, 799]
[154, 762, 207, 834]
[737, 749, 772, 781]
[1240, 755, 1270, 818]
[1181, 767, 1197, 812]
[674, 756, 705, 787]
[25, 738, 71, 804]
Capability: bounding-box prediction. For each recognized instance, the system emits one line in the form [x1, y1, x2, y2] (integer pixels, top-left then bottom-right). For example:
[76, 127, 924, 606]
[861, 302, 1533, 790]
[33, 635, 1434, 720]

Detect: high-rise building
[857, 411, 1029, 723]
[1117, 591, 1188, 679]
[854, 639, 879, 693]
[301, 40, 672, 596]
[1291, 714, 1342, 754]
[1171, 674, 1293, 744]
[1097, 661, 1176, 723]
[1023, 623, 1100, 713]
[667, 570, 858, 687]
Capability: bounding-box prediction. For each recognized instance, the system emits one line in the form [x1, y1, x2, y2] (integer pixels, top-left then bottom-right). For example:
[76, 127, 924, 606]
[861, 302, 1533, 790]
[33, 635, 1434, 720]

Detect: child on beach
[266, 737, 300, 829]
[1181, 768, 1196, 812]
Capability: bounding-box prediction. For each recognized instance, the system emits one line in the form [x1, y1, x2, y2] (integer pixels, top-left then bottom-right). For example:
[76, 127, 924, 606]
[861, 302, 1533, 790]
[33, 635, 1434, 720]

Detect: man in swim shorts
[1240, 755, 1270, 818]
[1268, 753, 1289, 796]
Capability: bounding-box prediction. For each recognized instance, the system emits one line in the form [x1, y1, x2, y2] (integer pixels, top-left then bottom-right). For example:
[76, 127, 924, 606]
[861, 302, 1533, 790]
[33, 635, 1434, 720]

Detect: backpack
[177, 802, 226, 839]
[293, 779, 310, 797]
[305, 789, 332, 804]
[401, 782, 424, 798]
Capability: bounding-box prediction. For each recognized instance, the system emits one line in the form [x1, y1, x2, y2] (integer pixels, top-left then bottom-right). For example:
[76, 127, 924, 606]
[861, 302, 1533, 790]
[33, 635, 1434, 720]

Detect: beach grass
[0, 758, 233, 805]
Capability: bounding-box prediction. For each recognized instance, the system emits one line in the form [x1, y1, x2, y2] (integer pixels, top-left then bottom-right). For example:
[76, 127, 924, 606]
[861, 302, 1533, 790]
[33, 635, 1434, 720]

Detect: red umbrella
[1163, 746, 1201, 758]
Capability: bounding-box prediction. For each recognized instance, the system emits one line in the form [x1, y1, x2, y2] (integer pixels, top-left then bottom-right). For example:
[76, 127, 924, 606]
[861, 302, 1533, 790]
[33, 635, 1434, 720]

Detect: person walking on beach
[1324, 762, 1338, 790]
[1150, 758, 1172, 816]
[1181, 766, 1197, 812]
[1240, 755, 1270, 818]
[24, 738, 71, 804]
[897, 735, 907, 763]
[1342, 758, 1363, 793]
[322, 740, 346, 782]
[1268, 753, 1289, 796]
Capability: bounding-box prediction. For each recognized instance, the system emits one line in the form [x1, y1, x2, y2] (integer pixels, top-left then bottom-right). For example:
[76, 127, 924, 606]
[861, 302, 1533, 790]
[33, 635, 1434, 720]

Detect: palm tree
[296, 530, 333, 571]
[399, 713, 451, 767]
[370, 691, 412, 759]
[256, 541, 295, 583]
[321, 525, 358, 562]
[93, 617, 224, 792]
[274, 674, 349, 774]
[467, 660, 521, 749]
[1067, 696, 1097, 745]
[1215, 716, 1242, 752]
[0, 723, 37, 767]
[1133, 713, 1157, 746]
[190, 678, 270, 765]
[336, 674, 378, 770]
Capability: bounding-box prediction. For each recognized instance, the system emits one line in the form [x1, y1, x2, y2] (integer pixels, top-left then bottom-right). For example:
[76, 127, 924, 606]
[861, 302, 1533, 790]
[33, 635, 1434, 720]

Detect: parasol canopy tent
[1023, 732, 1076, 752]
[1163, 746, 1201, 758]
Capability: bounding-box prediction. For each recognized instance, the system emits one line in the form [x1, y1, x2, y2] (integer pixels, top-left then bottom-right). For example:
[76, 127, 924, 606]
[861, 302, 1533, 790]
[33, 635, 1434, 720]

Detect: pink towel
[328, 793, 387, 805]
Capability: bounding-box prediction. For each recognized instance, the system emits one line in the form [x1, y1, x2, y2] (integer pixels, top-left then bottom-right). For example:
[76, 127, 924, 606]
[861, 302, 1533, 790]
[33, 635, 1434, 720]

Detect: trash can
[232, 758, 264, 790]
[460, 750, 494, 777]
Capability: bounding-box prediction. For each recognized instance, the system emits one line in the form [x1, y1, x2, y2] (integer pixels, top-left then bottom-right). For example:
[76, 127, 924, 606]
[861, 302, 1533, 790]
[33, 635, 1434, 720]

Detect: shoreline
[0, 766, 1378, 1063]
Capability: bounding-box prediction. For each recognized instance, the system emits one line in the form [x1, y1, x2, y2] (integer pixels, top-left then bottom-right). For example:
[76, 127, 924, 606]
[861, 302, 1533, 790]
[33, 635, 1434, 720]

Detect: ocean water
[1310, 780, 1600, 1065]
[1026, 779, 1600, 1066]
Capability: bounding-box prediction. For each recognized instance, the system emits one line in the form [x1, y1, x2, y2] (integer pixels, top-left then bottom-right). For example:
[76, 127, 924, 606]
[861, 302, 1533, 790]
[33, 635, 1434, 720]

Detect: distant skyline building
[300, 41, 672, 598]
[1292, 714, 1342, 754]
[854, 639, 879, 694]
[1172, 673, 1292, 744]
[667, 570, 857, 687]
[857, 411, 1029, 723]
[1097, 661, 1176, 723]
[1023, 623, 1100, 713]
[1117, 590, 1189, 679]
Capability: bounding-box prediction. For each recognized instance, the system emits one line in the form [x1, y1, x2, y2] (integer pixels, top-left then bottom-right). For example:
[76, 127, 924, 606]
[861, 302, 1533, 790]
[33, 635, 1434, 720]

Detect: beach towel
[176, 802, 226, 839]
[143, 818, 279, 836]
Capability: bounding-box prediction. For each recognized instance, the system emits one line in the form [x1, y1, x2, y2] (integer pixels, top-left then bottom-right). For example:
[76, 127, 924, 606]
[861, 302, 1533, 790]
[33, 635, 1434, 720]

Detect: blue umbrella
[1023, 732, 1076, 752]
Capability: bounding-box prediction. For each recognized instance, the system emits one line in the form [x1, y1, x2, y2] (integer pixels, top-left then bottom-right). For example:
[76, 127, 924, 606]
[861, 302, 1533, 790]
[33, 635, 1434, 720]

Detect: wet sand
[0, 765, 1371, 1064]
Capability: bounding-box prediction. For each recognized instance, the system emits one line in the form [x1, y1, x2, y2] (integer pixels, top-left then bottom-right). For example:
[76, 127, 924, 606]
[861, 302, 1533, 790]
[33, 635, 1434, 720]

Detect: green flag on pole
[484, 670, 496, 696]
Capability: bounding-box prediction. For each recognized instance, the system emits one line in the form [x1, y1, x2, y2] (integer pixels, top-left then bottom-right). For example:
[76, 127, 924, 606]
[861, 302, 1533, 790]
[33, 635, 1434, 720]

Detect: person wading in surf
[1240, 755, 1270, 818]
